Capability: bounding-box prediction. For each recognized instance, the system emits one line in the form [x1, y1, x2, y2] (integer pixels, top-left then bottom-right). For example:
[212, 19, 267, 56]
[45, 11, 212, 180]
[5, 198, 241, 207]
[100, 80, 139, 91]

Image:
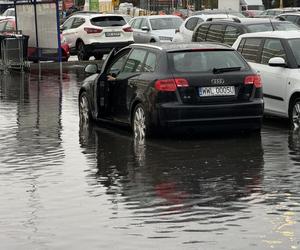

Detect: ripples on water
[0, 69, 300, 249]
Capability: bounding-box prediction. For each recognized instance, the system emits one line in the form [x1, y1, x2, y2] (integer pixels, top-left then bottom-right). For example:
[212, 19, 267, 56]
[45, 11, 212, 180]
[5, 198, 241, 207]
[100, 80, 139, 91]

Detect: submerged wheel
[77, 41, 89, 61]
[79, 92, 91, 124]
[290, 97, 300, 129]
[132, 103, 153, 140]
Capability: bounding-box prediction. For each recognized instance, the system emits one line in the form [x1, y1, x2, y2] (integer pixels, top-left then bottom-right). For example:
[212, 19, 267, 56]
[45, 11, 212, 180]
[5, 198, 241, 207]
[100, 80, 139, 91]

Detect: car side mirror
[268, 57, 286, 67]
[141, 26, 150, 31]
[85, 64, 98, 74]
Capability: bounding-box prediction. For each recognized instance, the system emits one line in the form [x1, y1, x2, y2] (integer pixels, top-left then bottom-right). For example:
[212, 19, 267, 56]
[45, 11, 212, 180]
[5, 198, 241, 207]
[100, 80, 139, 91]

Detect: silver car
[129, 15, 183, 43]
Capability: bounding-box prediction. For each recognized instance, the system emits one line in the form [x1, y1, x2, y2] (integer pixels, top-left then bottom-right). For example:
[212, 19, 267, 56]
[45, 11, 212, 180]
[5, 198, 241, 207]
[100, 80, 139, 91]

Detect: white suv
[233, 31, 300, 127]
[61, 12, 134, 60]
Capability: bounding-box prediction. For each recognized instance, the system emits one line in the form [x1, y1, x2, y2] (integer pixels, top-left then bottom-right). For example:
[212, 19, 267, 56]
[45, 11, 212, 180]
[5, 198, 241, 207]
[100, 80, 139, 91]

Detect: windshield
[91, 16, 127, 27]
[288, 39, 300, 66]
[150, 18, 182, 30]
[247, 22, 299, 32]
[168, 50, 248, 73]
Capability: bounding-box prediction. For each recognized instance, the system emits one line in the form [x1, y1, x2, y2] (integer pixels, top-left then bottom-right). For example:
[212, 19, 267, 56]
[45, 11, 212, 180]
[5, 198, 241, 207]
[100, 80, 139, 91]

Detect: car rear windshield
[247, 22, 299, 32]
[150, 18, 182, 30]
[168, 50, 248, 73]
[91, 16, 126, 27]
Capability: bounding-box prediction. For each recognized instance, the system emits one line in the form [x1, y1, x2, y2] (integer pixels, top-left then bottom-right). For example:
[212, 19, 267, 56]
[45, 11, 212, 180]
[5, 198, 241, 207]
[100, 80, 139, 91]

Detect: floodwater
[0, 67, 299, 250]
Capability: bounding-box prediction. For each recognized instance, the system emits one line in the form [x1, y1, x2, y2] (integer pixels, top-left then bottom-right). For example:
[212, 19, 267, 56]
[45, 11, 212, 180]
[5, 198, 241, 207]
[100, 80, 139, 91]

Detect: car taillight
[244, 75, 262, 88]
[123, 26, 133, 32]
[84, 27, 103, 34]
[155, 78, 189, 92]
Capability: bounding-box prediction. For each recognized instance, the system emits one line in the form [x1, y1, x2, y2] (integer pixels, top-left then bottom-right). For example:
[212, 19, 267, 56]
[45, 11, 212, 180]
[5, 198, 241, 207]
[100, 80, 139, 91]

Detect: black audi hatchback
[79, 43, 264, 139]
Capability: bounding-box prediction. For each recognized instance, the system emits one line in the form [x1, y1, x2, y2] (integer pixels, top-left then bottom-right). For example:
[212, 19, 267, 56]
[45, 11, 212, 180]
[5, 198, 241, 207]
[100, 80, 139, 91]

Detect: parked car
[173, 14, 242, 42]
[275, 12, 300, 27]
[172, 8, 193, 19]
[128, 15, 183, 43]
[78, 43, 264, 139]
[193, 9, 246, 18]
[232, 31, 300, 127]
[257, 8, 297, 18]
[61, 12, 134, 60]
[0, 17, 70, 62]
[2, 7, 14, 17]
[192, 18, 300, 46]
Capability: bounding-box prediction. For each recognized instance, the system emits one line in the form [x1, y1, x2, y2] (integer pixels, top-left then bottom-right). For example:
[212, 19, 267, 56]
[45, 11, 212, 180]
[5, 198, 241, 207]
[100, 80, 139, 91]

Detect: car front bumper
[155, 99, 264, 130]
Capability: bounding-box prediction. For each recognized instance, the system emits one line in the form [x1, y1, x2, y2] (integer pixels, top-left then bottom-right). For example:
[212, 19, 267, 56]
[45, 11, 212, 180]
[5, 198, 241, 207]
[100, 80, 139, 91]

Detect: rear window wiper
[213, 67, 241, 74]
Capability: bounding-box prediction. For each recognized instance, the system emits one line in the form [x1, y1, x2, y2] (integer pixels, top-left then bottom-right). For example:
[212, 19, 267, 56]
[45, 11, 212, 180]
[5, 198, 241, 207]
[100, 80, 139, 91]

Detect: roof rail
[206, 17, 241, 23]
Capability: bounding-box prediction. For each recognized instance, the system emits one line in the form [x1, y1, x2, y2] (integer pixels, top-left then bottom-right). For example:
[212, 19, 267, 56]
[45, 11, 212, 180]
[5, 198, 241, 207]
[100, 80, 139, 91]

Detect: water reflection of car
[78, 42, 263, 139]
[128, 15, 183, 43]
[79, 123, 264, 209]
[0, 17, 70, 62]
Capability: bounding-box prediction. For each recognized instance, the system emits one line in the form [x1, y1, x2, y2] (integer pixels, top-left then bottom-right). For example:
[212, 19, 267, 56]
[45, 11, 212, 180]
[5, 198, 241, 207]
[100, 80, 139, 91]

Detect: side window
[107, 49, 131, 76]
[193, 23, 209, 42]
[132, 18, 142, 29]
[71, 18, 85, 29]
[5, 21, 14, 32]
[237, 38, 246, 53]
[206, 24, 224, 43]
[0, 21, 6, 32]
[140, 18, 149, 29]
[123, 49, 147, 73]
[285, 15, 297, 23]
[62, 18, 74, 30]
[261, 39, 287, 65]
[185, 17, 199, 31]
[223, 25, 241, 46]
[240, 38, 262, 63]
[143, 52, 157, 72]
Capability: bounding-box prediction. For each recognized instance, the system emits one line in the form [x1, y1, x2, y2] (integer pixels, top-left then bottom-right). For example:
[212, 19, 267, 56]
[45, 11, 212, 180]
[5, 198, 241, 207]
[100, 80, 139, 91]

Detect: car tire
[94, 53, 103, 60]
[77, 41, 89, 61]
[289, 97, 300, 128]
[79, 92, 92, 124]
[132, 103, 153, 140]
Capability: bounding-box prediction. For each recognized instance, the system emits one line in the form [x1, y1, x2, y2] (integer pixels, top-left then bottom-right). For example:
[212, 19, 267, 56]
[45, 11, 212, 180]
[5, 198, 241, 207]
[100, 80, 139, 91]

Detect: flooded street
[0, 66, 299, 250]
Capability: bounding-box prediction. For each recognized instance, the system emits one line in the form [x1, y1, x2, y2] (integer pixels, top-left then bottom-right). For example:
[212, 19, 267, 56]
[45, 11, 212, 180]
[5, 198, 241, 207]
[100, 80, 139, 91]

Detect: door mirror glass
[268, 57, 286, 67]
[141, 26, 150, 31]
[85, 64, 98, 74]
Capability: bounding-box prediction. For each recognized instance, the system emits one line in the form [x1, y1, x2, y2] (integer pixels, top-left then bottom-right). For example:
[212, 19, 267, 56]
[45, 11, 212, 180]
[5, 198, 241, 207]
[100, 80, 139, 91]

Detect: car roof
[278, 12, 300, 16]
[208, 17, 290, 24]
[67, 12, 127, 18]
[237, 30, 300, 39]
[132, 15, 182, 19]
[130, 42, 233, 52]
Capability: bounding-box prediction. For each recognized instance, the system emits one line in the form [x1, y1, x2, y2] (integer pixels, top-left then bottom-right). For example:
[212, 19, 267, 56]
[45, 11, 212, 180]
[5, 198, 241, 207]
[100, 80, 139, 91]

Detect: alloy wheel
[134, 106, 146, 141]
[77, 42, 86, 61]
[79, 93, 90, 123]
[292, 101, 300, 129]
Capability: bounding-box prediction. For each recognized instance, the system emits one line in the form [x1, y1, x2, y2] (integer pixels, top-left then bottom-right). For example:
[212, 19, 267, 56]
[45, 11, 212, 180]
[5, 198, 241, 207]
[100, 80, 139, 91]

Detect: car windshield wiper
[213, 67, 241, 74]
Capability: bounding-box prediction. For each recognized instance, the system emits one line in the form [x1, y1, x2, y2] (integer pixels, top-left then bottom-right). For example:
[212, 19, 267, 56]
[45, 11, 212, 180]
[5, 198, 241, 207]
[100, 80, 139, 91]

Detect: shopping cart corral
[0, 34, 29, 71]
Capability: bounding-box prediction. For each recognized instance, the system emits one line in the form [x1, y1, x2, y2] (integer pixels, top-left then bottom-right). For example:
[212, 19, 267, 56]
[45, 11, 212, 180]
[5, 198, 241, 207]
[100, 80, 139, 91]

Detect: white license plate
[105, 32, 121, 37]
[199, 86, 235, 97]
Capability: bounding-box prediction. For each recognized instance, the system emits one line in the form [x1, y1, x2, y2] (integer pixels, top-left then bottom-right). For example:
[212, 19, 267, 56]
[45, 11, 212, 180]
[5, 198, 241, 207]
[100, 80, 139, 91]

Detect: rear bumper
[155, 99, 264, 130]
[85, 41, 134, 54]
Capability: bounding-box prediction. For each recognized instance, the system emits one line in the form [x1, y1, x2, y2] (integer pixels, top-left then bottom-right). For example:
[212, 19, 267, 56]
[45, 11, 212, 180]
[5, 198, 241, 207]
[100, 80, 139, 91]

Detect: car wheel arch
[289, 92, 300, 116]
[76, 38, 85, 49]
